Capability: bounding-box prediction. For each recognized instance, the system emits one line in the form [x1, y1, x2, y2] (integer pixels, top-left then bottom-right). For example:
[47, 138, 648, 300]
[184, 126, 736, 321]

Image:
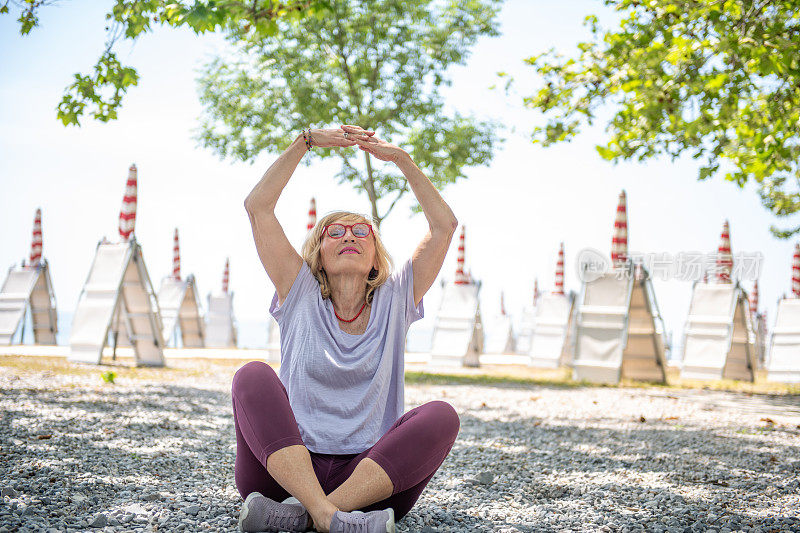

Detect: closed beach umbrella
[307, 197, 317, 232]
[793, 243, 800, 297]
[716, 220, 732, 283]
[119, 164, 137, 241]
[554, 242, 565, 295]
[611, 190, 628, 266]
[750, 280, 758, 316]
[30, 207, 42, 266]
[172, 228, 181, 280]
[455, 226, 469, 285]
[222, 258, 230, 294]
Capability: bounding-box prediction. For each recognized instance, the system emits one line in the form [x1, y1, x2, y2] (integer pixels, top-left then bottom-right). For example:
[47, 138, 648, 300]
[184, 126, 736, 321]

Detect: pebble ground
[1, 356, 798, 532]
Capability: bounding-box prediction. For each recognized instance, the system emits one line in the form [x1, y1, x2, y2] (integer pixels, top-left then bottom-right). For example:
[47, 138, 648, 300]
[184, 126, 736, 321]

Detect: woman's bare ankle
[308, 502, 338, 533]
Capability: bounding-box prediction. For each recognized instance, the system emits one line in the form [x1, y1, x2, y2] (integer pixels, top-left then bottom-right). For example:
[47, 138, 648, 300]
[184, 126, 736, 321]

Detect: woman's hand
[307, 128, 358, 149]
[341, 124, 406, 163]
[340, 124, 375, 137]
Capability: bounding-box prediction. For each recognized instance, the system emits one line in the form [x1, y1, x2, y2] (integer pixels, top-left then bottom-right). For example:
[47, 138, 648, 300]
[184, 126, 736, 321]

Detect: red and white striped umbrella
[119, 164, 137, 241]
[455, 226, 469, 285]
[750, 280, 758, 316]
[554, 242, 565, 295]
[30, 208, 42, 266]
[172, 228, 181, 280]
[716, 219, 733, 283]
[500, 291, 506, 316]
[611, 190, 628, 266]
[307, 197, 317, 232]
[222, 258, 230, 294]
[793, 243, 800, 297]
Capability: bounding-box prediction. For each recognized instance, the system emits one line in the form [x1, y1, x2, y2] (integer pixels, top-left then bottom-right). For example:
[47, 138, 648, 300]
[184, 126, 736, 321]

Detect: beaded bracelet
[301, 128, 313, 150]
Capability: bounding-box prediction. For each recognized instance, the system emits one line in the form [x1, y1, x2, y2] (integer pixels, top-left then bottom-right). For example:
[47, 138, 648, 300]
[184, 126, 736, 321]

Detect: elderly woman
[234, 124, 460, 533]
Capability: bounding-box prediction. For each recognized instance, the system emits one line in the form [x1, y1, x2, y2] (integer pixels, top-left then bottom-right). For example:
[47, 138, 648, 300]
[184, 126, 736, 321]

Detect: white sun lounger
[680, 282, 756, 381]
[430, 282, 483, 367]
[766, 298, 800, 383]
[573, 265, 667, 384]
[0, 260, 58, 345]
[158, 274, 205, 348]
[69, 239, 165, 366]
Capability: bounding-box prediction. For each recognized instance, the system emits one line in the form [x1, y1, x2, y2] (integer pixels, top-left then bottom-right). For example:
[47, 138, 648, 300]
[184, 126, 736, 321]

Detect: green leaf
[595, 145, 616, 160]
[705, 73, 727, 91]
[7, 0, 327, 126]
[520, 0, 800, 238]
[191, 0, 501, 225]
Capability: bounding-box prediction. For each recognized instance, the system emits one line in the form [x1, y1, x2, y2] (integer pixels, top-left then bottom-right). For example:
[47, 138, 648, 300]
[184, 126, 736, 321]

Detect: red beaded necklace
[333, 300, 368, 323]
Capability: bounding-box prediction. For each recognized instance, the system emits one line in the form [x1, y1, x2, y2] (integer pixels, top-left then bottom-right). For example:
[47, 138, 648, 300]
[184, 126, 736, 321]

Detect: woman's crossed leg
[231, 361, 460, 531]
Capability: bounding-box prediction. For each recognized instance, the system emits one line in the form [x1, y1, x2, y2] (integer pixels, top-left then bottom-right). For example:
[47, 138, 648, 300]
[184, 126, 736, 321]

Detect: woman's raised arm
[396, 154, 459, 308]
[244, 130, 357, 304]
[343, 125, 458, 308]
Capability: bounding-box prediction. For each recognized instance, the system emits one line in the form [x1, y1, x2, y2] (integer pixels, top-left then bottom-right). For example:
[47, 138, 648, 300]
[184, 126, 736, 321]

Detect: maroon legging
[231, 361, 460, 520]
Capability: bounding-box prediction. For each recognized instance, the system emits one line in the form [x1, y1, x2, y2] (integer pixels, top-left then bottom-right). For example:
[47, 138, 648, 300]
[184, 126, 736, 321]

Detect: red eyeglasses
[323, 223, 373, 239]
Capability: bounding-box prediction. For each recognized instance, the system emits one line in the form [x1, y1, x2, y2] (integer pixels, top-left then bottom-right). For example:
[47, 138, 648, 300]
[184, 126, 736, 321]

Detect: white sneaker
[238, 492, 310, 532]
[329, 507, 395, 533]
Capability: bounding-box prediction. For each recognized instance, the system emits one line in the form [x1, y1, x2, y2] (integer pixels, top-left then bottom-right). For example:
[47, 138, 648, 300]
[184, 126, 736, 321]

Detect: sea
[12, 311, 684, 361]
[12, 311, 435, 353]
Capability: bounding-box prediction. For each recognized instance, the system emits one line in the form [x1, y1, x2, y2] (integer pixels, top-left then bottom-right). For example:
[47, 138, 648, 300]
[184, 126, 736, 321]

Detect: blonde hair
[301, 211, 393, 305]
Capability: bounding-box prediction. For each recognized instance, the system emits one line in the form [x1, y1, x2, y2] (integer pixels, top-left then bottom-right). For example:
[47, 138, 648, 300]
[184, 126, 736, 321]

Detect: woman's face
[319, 218, 378, 278]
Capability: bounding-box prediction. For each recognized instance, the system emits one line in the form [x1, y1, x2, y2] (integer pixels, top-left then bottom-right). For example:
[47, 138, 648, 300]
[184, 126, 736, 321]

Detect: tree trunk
[362, 151, 382, 228]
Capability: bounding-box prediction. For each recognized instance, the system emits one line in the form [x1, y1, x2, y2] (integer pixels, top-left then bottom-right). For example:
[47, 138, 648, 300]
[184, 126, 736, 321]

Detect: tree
[513, 0, 800, 238]
[2, 0, 330, 126]
[194, 0, 502, 227]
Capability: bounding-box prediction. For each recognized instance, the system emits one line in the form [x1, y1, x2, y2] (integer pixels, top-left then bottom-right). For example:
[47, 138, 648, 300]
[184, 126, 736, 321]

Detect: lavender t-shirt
[268, 257, 424, 454]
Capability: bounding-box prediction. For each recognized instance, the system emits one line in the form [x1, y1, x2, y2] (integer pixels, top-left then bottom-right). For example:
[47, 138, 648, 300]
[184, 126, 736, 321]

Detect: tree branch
[380, 182, 409, 221]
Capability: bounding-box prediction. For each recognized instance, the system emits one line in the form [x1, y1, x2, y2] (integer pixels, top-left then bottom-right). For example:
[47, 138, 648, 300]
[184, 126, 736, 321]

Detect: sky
[1, 1, 796, 350]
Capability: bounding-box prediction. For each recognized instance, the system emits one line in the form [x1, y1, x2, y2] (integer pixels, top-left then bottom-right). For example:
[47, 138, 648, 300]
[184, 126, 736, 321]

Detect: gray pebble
[183, 505, 200, 516]
[89, 514, 107, 528]
[474, 471, 494, 485]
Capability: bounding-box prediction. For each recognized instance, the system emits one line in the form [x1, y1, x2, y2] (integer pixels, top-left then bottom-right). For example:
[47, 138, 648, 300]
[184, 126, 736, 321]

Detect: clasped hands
[306, 125, 406, 163]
